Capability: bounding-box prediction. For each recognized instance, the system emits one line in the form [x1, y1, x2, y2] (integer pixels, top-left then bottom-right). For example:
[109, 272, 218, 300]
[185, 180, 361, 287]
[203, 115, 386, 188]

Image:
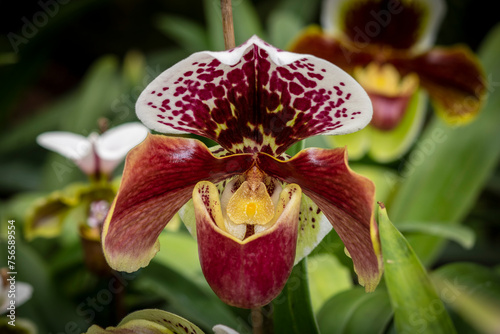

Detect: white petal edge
[321, 0, 446, 52]
[37, 131, 95, 174]
[96, 122, 149, 173]
[37, 131, 91, 160]
[1, 282, 33, 313]
[213, 324, 241, 334]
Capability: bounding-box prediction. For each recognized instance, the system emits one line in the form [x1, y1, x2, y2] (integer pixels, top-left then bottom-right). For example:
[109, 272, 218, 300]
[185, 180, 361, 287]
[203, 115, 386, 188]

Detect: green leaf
[60, 55, 120, 133]
[390, 23, 500, 264]
[307, 253, 352, 312]
[397, 222, 475, 249]
[153, 231, 206, 289]
[351, 164, 399, 205]
[432, 262, 500, 334]
[0, 92, 76, 155]
[155, 14, 209, 52]
[267, 11, 304, 49]
[378, 204, 457, 334]
[273, 258, 319, 334]
[317, 287, 392, 334]
[271, 0, 321, 23]
[0, 238, 88, 333]
[137, 262, 248, 333]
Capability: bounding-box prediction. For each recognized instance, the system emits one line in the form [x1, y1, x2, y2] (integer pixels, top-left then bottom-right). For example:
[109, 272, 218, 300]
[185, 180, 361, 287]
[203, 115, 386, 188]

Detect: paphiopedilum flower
[102, 36, 382, 308]
[84, 309, 237, 334]
[290, 0, 487, 161]
[37, 122, 149, 180]
[26, 123, 148, 275]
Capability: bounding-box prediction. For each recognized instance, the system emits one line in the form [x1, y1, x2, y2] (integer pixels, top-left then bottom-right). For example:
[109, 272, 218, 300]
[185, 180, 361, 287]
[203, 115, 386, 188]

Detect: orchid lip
[194, 179, 302, 308]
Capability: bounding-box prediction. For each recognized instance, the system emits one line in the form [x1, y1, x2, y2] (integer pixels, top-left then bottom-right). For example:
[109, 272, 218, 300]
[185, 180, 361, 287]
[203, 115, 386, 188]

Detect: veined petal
[96, 122, 149, 174]
[321, 0, 445, 51]
[102, 134, 254, 273]
[395, 46, 487, 124]
[85, 309, 205, 334]
[257, 148, 382, 291]
[37, 131, 95, 174]
[193, 181, 301, 308]
[136, 35, 372, 156]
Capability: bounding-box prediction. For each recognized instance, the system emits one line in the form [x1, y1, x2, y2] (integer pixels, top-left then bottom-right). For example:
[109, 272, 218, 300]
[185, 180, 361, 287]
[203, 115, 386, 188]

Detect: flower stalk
[221, 0, 235, 50]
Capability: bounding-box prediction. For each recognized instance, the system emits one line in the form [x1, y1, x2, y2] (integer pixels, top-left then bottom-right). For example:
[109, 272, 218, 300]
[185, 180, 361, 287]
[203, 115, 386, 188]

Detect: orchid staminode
[102, 35, 382, 308]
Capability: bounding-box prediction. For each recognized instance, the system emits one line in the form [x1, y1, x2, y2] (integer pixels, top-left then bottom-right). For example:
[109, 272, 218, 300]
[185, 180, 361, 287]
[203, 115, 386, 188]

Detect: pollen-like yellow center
[354, 62, 419, 97]
[226, 180, 275, 225]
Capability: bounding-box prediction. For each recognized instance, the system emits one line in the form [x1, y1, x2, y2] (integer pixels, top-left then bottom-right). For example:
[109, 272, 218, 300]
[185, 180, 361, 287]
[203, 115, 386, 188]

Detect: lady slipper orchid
[102, 35, 382, 308]
[27, 122, 149, 240]
[27, 123, 148, 276]
[290, 0, 487, 161]
[37, 122, 149, 180]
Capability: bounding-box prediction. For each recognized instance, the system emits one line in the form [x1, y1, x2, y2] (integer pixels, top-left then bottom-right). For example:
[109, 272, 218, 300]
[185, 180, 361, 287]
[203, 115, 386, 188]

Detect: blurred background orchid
[0, 0, 499, 334]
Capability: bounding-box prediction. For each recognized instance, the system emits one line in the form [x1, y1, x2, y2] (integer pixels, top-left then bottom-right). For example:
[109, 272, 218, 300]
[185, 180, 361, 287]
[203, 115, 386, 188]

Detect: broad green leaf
[344, 289, 392, 334]
[272, 0, 321, 23]
[60, 55, 120, 133]
[390, 23, 500, 264]
[155, 14, 209, 52]
[0, 238, 88, 333]
[153, 231, 206, 289]
[267, 11, 304, 49]
[137, 262, 248, 333]
[432, 262, 500, 334]
[317, 287, 392, 334]
[351, 164, 399, 205]
[397, 222, 475, 249]
[273, 258, 319, 334]
[0, 92, 76, 155]
[307, 253, 352, 312]
[378, 205, 456, 334]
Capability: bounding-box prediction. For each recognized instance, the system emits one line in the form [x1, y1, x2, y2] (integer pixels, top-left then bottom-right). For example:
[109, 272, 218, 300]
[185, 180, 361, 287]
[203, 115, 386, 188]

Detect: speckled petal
[294, 194, 333, 264]
[193, 181, 302, 308]
[136, 35, 372, 156]
[257, 148, 382, 291]
[102, 134, 253, 273]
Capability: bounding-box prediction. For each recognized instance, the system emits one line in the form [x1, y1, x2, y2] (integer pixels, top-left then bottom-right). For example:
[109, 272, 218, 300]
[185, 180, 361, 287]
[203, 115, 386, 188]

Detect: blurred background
[1, 0, 499, 333]
[0, 0, 498, 196]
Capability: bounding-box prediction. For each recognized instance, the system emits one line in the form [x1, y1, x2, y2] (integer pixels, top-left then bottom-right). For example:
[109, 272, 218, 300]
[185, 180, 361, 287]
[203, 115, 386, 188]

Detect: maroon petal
[194, 181, 302, 308]
[257, 148, 382, 291]
[102, 134, 253, 272]
[395, 46, 487, 124]
[338, 0, 433, 50]
[289, 26, 373, 74]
